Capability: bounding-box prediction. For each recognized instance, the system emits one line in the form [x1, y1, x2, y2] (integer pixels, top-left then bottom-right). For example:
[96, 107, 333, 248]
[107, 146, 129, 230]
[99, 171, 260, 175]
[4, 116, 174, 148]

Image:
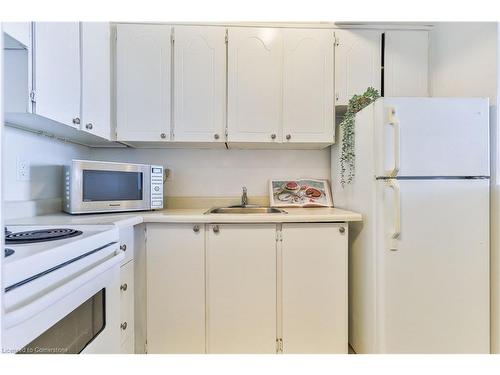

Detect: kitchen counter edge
[6, 207, 362, 228]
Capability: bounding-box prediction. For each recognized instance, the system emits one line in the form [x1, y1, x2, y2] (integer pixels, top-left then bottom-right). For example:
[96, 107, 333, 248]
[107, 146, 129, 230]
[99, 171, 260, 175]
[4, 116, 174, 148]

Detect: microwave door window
[82, 170, 143, 201]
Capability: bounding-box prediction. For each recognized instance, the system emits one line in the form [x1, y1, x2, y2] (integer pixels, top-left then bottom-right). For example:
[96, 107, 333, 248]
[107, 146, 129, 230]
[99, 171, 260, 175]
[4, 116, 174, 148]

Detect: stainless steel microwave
[64, 160, 164, 214]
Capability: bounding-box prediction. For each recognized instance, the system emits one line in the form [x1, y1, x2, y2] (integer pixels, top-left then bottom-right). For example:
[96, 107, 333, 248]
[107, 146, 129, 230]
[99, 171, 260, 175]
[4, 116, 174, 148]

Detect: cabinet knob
[213, 225, 220, 234]
[121, 322, 128, 330]
[72, 117, 80, 125]
[286, 134, 291, 140]
[214, 133, 220, 140]
[85, 123, 93, 130]
[271, 134, 276, 140]
[120, 283, 128, 291]
[193, 225, 200, 233]
[160, 133, 167, 139]
[120, 244, 127, 251]
[339, 226, 345, 234]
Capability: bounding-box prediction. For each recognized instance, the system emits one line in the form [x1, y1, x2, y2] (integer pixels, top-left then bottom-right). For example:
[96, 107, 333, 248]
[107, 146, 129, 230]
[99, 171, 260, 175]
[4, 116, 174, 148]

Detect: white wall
[430, 22, 499, 353]
[2, 126, 90, 202]
[90, 147, 331, 197]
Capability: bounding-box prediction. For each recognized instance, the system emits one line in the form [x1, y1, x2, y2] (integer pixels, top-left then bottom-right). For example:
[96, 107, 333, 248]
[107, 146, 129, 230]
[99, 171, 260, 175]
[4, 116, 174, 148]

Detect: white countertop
[6, 207, 362, 228]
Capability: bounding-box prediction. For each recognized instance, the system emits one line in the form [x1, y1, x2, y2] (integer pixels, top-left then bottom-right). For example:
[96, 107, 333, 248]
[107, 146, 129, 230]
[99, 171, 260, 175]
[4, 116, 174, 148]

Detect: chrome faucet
[241, 186, 248, 206]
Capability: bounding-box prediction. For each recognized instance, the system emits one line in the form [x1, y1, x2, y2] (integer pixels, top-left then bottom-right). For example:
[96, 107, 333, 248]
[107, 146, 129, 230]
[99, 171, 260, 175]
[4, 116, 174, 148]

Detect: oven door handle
[3, 250, 124, 329]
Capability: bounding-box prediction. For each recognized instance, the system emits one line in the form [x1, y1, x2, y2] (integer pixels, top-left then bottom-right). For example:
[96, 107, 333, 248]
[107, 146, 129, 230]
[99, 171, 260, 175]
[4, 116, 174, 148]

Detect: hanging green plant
[339, 87, 380, 186]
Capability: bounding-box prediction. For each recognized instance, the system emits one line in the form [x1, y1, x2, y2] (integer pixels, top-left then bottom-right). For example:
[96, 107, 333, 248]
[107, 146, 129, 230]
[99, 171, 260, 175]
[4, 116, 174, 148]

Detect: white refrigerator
[331, 97, 490, 353]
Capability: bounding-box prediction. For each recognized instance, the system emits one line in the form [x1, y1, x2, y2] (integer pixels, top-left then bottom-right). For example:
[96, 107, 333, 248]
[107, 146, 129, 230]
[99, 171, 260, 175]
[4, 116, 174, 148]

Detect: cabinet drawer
[120, 260, 135, 344]
[119, 226, 134, 266]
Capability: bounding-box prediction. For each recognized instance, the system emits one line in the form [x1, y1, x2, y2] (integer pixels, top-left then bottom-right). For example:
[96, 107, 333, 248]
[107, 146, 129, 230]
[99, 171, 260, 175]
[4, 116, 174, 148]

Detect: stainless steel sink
[204, 206, 287, 214]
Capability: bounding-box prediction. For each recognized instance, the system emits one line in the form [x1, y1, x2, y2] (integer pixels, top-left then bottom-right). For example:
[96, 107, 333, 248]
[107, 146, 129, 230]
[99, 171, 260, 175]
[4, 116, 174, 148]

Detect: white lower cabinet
[206, 224, 277, 353]
[146, 223, 206, 353]
[119, 226, 136, 354]
[120, 260, 135, 353]
[145, 222, 348, 353]
[280, 223, 348, 353]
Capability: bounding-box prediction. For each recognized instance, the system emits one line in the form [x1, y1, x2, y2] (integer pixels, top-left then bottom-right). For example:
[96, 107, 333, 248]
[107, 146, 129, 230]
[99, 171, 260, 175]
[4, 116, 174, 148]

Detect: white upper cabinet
[384, 30, 429, 97]
[334, 29, 381, 105]
[33, 22, 81, 128]
[227, 27, 283, 143]
[173, 26, 226, 142]
[116, 24, 171, 142]
[2, 22, 31, 47]
[282, 29, 334, 143]
[80, 22, 111, 140]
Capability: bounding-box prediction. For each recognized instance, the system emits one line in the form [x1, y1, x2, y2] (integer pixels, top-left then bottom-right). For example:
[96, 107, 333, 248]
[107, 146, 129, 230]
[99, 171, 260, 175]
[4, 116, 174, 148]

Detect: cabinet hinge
[145, 340, 148, 354]
[276, 228, 283, 242]
[225, 29, 228, 45]
[171, 29, 175, 45]
[334, 35, 340, 47]
[276, 338, 283, 353]
[29, 90, 36, 103]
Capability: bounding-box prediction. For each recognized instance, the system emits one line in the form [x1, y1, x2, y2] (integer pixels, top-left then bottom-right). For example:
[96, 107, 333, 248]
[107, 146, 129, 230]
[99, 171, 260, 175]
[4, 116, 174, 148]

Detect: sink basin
[204, 206, 287, 214]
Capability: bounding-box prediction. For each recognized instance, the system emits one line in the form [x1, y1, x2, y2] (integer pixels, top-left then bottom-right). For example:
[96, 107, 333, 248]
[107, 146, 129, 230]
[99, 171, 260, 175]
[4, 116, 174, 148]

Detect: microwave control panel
[150, 165, 164, 209]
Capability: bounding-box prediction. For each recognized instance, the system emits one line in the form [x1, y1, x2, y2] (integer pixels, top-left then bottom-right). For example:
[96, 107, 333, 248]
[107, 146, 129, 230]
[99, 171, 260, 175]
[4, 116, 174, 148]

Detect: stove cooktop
[5, 228, 83, 244]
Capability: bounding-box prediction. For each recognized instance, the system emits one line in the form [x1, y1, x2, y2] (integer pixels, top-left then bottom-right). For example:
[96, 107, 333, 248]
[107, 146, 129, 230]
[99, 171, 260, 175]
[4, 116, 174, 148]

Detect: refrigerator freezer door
[374, 97, 490, 177]
[375, 178, 490, 353]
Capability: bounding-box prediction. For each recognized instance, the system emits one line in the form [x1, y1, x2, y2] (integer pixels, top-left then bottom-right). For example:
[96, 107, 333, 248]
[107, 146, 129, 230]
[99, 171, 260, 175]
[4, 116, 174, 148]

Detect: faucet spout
[241, 186, 248, 206]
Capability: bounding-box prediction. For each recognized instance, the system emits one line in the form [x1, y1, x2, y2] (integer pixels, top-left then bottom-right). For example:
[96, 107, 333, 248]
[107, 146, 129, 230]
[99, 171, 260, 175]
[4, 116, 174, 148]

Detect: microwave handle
[3, 250, 124, 329]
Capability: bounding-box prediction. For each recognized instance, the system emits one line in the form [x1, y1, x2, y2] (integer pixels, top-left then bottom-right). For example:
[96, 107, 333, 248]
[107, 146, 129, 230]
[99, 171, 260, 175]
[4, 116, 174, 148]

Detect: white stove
[4, 224, 119, 289]
[2, 224, 124, 354]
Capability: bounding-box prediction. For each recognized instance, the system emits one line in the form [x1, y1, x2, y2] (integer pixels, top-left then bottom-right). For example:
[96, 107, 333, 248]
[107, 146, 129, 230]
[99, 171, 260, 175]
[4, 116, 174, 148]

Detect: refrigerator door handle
[384, 107, 400, 177]
[387, 179, 401, 239]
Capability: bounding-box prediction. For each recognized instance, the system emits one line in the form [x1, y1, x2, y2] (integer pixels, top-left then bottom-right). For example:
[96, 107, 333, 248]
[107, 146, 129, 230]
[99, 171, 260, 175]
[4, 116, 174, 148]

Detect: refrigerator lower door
[374, 97, 490, 177]
[375, 178, 490, 353]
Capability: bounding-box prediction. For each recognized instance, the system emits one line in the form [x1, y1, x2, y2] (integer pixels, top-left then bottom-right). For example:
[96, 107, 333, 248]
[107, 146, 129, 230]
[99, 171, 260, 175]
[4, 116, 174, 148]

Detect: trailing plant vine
[339, 87, 380, 186]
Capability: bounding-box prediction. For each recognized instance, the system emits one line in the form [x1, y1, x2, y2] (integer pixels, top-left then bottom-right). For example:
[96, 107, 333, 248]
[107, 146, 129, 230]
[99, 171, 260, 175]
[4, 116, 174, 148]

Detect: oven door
[2, 243, 124, 354]
[68, 160, 151, 214]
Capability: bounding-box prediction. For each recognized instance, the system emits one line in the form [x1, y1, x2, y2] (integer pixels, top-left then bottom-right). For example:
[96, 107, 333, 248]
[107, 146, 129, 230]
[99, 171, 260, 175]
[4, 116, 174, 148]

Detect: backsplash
[90, 147, 332, 197]
[2, 127, 332, 218]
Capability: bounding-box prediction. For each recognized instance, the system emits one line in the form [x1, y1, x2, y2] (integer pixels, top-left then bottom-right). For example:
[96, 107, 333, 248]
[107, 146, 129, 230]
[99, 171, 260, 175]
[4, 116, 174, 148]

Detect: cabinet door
[206, 224, 277, 353]
[81, 22, 111, 140]
[283, 29, 334, 143]
[384, 30, 429, 97]
[2, 22, 31, 47]
[227, 28, 282, 143]
[146, 223, 205, 353]
[281, 223, 348, 353]
[173, 26, 226, 142]
[335, 29, 381, 106]
[120, 259, 135, 351]
[33, 22, 81, 127]
[116, 24, 171, 142]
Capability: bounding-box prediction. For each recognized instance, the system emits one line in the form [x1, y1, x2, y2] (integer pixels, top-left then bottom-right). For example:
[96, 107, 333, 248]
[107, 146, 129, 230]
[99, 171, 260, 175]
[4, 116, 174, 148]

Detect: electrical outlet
[17, 158, 30, 181]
